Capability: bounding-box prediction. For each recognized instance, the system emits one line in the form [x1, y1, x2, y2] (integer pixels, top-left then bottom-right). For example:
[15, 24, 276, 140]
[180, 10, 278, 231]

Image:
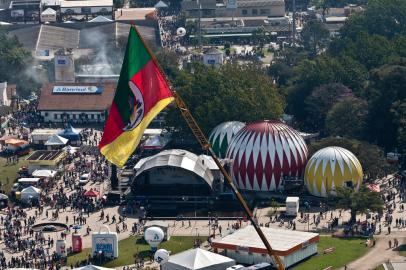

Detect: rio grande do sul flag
[99, 26, 174, 167]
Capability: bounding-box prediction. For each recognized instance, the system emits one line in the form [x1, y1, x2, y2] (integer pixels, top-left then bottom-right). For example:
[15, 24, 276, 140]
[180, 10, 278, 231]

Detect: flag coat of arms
[99, 26, 174, 167]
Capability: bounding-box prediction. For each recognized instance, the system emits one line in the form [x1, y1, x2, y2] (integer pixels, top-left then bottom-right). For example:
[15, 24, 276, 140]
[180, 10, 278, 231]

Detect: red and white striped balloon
[226, 120, 308, 191]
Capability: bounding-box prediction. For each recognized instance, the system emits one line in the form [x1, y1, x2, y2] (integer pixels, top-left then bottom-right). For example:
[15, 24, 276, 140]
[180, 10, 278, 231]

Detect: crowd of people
[157, 11, 182, 50]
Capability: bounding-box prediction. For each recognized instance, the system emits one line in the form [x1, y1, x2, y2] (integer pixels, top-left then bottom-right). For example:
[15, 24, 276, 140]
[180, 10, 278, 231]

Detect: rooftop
[37, 83, 116, 111]
[7, 23, 157, 51]
[212, 225, 319, 255]
[60, 0, 112, 8]
[27, 150, 65, 161]
[115, 8, 156, 21]
[134, 149, 217, 188]
[238, 0, 285, 8]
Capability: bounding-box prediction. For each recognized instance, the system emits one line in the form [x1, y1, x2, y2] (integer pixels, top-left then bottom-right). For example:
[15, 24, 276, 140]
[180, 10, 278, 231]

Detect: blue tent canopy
[58, 125, 80, 141]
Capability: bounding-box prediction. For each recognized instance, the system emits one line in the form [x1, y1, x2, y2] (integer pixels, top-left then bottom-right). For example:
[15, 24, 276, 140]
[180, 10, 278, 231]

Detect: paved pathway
[339, 232, 406, 270]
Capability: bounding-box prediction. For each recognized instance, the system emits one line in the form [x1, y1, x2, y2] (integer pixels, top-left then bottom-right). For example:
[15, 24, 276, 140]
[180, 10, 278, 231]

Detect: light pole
[197, 0, 202, 48]
[292, 0, 296, 45]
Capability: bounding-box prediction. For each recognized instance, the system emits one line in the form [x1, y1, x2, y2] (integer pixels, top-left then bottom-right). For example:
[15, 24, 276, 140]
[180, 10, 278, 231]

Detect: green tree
[390, 100, 406, 154]
[330, 186, 384, 224]
[332, 33, 394, 70]
[300, 20, 330, 57]
[251, 27, 270, 50]
[284, 56, 366, 127]
[326, 97, 368, 140]
[304, 83, 352, 131]
[338, 0, 406, 40]
[0, 28, 38, 97]
[363, 59, 406, 151]
[268, 62, 293, 86]
[156, 49, 181, 81]
[166, 62, 285, 137]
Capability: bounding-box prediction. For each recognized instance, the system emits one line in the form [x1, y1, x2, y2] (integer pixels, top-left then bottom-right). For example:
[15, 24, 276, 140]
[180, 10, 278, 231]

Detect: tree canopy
[272, 0, 406, 160]
[166, 63, 285, 137]
[0, 28, 39, 97]
[329, 186, 384, 223]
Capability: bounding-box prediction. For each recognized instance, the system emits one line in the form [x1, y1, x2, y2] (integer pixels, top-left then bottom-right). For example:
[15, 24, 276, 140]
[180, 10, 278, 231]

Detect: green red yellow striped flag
[99, 26, 174, 167]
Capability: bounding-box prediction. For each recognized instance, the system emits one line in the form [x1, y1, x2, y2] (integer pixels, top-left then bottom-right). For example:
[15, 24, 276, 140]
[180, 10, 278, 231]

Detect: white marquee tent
[89, 15, 113, 22]
[32, 169, 57, 178]
[45, 134, 68, 146]
[162, 248, 235, 270]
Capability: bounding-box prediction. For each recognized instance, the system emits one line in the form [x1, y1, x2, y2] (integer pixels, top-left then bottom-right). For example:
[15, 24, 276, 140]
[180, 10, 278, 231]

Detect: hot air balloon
[144, 227, 165, 251]
[154, 249, 170, 264]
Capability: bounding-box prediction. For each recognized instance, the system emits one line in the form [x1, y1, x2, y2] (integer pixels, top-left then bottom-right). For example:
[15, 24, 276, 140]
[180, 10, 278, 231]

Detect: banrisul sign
[53, 86, 103, 94]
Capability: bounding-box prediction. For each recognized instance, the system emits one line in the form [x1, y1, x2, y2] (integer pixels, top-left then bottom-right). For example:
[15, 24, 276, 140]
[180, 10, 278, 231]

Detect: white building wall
[283, 243, 317, 268]
[61, 6, 113, 16]
[203, 53, 224, 67]
[28, 164, 59, 174]
[224, 243, 317, 268]
[213, 3, 285, 17]
[0, 82, 10, 106]
[40, 111, 106, 123]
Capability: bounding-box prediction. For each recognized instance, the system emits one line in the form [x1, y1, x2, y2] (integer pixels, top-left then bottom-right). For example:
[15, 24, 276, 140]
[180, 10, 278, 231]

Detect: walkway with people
[339, 232, 406, 270]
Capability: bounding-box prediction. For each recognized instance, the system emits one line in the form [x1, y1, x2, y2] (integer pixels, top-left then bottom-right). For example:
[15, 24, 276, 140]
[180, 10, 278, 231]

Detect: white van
[226, 265, 245, 270]
[285, 196, 300, 216]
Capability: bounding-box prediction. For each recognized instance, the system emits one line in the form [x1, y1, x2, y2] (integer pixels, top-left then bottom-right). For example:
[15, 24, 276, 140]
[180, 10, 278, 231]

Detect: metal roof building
[211, 225, 319, 268]
[134, 149, 217, 190]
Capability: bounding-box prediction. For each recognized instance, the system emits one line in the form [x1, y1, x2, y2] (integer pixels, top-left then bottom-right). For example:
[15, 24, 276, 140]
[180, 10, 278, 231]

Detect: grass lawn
[0, 155, 28, 192]
[67, 235, 206, 268]
[375, 265, 385, 270]
[292, 236, 369, 270]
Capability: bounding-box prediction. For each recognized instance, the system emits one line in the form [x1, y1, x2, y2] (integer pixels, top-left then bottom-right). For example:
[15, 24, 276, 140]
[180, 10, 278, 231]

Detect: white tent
[20, 186, 41, 202]
[41, 8, 57, 22]
[45, 134, 68, 146]
[89, 15, 113, 22]
[72, 265, 114, 270]
[155, 0, 168, 8]
[42, 7, 56, 15]
[32, 169, 57, 178]
[162, 248, 235, 270]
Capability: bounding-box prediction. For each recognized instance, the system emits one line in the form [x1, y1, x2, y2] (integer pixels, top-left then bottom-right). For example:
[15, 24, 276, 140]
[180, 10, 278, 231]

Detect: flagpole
[131, 25, 285, 270]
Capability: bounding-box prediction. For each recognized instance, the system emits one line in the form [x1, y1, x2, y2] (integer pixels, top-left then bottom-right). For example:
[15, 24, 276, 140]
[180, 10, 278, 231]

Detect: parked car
[242, 263, 272, 270]
[78, 173, 90, 185]
[226, 265, 245, 270]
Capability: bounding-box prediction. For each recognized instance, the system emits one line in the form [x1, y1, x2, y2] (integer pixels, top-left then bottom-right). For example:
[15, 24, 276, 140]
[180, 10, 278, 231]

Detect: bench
[323, 247, 336, 254]
[323, 267, 333, 270]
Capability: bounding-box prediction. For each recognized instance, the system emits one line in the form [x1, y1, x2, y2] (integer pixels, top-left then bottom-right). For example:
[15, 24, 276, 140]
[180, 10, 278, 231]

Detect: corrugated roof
[79, 23, 154, 49]
[238, 0, 284, 8]
[212, 225, 319, 252]
[37, 83, 116, 111]
[37, 25, 79, 50]
[9, 23, 156, 51]
[134, 149, 216, 188]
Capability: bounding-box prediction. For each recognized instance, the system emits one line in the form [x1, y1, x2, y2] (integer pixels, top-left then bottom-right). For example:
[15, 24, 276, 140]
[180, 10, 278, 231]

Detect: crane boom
[132, 25, 286, 270]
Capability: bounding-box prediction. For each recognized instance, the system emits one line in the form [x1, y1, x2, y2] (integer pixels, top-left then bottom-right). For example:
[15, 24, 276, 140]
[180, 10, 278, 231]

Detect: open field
[292, 236, 369, 270]
[67, 235, 206, 268]
[0, 155, 29, 192]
